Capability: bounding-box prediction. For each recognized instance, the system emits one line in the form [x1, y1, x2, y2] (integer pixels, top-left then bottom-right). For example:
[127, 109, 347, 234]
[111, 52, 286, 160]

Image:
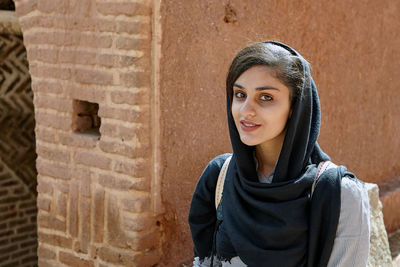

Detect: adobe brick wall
[14, 0, 161, 266]
[0, 10, 38, 266]
[0, 161, 37, 266]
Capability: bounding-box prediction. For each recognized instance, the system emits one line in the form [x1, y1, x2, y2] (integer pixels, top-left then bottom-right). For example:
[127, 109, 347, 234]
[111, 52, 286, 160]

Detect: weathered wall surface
[14, 0, 160, 266]
[159, 0, 400, 264]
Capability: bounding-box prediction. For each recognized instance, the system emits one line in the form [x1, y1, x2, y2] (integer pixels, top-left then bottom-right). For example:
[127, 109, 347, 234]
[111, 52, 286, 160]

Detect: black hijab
[190, 41, 346, 267]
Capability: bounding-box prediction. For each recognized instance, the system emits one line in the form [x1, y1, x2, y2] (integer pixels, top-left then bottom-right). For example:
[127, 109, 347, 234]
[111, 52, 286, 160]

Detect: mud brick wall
[0, 12, 38, 267]
[0, 162, 37, 266]
[13, 0, 161, 266]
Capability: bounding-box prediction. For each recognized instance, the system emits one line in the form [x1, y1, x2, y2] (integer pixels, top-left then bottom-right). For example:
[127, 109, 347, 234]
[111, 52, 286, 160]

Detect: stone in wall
[367, 183, 393, 266]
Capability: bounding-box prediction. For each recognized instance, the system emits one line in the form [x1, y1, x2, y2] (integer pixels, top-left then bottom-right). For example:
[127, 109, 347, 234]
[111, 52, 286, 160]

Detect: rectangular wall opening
[72, 99, 101, 138]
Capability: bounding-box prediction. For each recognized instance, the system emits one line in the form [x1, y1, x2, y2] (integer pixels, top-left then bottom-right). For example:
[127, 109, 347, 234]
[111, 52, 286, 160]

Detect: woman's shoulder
[196, 153, 232, 191]
[323, 161, 368, 200]
[205, 153, 232, 172]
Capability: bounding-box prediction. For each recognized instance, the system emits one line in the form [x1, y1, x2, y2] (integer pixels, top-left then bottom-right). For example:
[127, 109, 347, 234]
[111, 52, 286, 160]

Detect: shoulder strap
[311, 160, 337, 196]
[215, 156, 232, 209]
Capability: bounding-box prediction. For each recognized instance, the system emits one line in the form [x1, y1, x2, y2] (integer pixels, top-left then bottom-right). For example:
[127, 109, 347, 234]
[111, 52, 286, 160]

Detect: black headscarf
[189, 41, 345, 267]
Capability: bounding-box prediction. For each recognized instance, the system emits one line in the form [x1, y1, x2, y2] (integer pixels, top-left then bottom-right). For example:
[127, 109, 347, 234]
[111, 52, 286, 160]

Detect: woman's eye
[234, 91, 245, 99]
[260, 94, 272, 101]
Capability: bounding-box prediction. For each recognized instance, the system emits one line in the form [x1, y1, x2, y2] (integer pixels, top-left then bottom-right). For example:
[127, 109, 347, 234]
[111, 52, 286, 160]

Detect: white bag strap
[215, 156, 232, 209]
[311, 160, 337, 196]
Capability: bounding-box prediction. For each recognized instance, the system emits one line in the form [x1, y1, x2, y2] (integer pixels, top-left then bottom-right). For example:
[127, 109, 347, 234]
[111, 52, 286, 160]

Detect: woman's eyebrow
[233, 83, 280, 91]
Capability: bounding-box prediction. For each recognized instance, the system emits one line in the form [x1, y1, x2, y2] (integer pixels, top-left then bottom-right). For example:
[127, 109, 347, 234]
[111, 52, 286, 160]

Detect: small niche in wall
[72, 99, 101, 139]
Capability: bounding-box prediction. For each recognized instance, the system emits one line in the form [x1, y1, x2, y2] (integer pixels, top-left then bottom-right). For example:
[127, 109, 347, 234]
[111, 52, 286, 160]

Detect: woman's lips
[240, 120, 261, 132]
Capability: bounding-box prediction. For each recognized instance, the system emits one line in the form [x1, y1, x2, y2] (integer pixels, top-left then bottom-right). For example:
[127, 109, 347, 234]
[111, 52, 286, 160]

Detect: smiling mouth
[240, 120, 261, 131]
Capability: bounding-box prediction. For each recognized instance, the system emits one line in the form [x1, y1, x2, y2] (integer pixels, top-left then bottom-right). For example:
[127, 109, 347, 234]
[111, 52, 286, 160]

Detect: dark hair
[226, 42, 308, 105]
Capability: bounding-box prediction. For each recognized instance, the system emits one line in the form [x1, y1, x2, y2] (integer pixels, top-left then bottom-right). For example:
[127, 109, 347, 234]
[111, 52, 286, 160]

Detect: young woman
[189, 41, 370, 267]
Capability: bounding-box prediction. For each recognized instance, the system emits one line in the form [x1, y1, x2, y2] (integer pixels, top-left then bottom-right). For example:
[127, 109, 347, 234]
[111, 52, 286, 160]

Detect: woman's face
[231, 65, 291, 147]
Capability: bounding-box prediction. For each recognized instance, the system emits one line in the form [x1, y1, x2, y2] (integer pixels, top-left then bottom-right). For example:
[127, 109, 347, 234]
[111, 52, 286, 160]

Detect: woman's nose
[241, 99, 256, 118]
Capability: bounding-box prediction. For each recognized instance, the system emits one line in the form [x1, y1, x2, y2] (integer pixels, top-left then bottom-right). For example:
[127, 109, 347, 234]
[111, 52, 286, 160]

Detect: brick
[39, 232, 72, 248]
[36, 179, 53, 195]
[0, 230, 13, 239]
[117, 20, 150, 35]
[15, 0, 37, 17]
[9, 218, 27, 228]
[56, 192, 67, 218]
[80, 33, 113, 48]
[29, 63, 72, 80]
[0, 244, 18, 255]
[66, 83, 106, 103]
[24, 31, 112, 48]
[98, 246, 140, 266]
[35, 126, 58, 144]
[28, 47, 59, 64]
[58, 49, 97, 65]
[121, 195, 150, 213]
[106, 194, 127, 247]
[97, 54, 139, 68]
[13, 186, 26, 194]
[38, 246, 56, 260]
[74, 151, 111, 170]
[35, 111, 72, 131]
[113, 158, 150, 177]
[0, 189, 8, 197]
[65, 0, 91, 17]
[0, 254, 9, 263]
[93, 188, 104, 243]
[38, 0, 67, 14]
[99, 140, 148, 158]
[37, 197, 51, 211]
[21, 255, 38, 264]
[98, 106, 150, 123]
[119, 71, 151, 88]
[19, 14, 53, 30]
[11, 235, 29, 245]
[96, 1, 151, 16]
[38, 259, 57, 267]
[36, 145, 70, 163]
[69, 182, 79, 237]
[126, 230, 160, 251]
[123, 213, 153, 232]
[59, 251, 94, 267]
[99, 247, 136, 266]
[11, 248, 30, 259]
[99, 123, 119, 138]
[137, 249, 161, 267]
[80, 197, 90, 253]
[31, 79, 64, 95]
[115, 36, 150, 51]
[110, 90, 150, 106]
[17, 224, 36, 234]
[98, 174, 137, 191]
[19, 200, 36, 209]
[1, 196, 19, 205]
[34, 94, 71, 113]
[79, 173, 91, 197]
[56, 181, 69, 193]
[37, 213, 65, 231]
[0, 211, 17, 221]
[36, 158, 71, 180]
[59, 132, 97, 149]
[74, 68, 113, 85]
[21, 239, 37, 248]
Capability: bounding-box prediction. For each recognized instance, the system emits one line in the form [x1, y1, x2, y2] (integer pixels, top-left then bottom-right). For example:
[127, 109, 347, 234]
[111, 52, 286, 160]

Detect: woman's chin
[240, 137, 260, 147]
